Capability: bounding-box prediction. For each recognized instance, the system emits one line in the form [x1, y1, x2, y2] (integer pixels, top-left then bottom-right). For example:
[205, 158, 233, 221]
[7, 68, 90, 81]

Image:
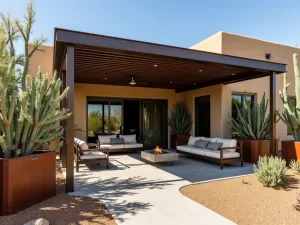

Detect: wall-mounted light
[266, 53, 271, 60]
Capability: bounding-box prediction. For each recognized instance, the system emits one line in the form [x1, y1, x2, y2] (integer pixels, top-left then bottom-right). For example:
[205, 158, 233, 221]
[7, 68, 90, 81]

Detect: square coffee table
[141, 149, 178, 166]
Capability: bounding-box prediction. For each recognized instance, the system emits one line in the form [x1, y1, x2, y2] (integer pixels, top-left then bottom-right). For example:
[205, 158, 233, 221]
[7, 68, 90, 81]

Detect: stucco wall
[182, 84, 224, 138]
[190, 32, 222, 53]
[28, 44, 53, 76]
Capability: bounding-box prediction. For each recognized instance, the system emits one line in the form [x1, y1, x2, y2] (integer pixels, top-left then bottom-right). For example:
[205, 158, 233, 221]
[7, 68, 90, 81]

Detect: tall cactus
[168, 103, 192, 135]
[0, 1, 70, 158]
[277, 54, 300, 141]
[228, 93, 270, 140]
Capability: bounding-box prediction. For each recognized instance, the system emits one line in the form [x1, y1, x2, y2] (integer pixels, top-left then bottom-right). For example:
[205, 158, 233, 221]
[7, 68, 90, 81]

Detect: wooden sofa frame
[176, 140, 243, 170]
[74, 142, 109, 172]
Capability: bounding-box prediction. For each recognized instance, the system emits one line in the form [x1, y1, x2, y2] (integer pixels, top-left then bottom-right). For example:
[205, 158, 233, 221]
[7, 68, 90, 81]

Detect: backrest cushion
[77, 140, 89, 155]
[193, 140, 209, 149]
[110, 138, 125, 144]
[217, 138, 237, 152]
[120, 134, 136, 143]
[201, 137, 218, 143]
[188, 136, 202, 146]
[206, 142, 223, 151]
[98, 135, 117, 144]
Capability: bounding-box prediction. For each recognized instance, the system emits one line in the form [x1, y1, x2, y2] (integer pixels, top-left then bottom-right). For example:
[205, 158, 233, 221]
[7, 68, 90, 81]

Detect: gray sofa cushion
[193, 140, 209, 148]
[110, 138, 124, 144]
[207, 142, 223, 151]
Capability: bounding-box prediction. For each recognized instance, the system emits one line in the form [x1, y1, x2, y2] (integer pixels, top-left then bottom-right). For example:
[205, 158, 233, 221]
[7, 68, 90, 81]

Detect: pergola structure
[53, 28, 287, 192]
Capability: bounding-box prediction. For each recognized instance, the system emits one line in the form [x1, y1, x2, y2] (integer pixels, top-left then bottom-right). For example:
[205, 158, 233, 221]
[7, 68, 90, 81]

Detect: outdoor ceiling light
[153, 64, 158, 67]
[170, 81, 173, 84]
[199, 69, 203, 72]
[104, 77, 108, 80]
[129, 77, 136, 85]
[232, 73, 236, 75]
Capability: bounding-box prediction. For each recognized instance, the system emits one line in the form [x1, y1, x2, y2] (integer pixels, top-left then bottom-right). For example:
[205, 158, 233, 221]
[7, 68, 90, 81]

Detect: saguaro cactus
[277, 54, 300, 141]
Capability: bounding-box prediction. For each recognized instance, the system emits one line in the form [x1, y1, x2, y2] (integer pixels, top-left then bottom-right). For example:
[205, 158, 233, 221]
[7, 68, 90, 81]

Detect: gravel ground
[0, 161, 116, 225]
[180, 169, 300, 225]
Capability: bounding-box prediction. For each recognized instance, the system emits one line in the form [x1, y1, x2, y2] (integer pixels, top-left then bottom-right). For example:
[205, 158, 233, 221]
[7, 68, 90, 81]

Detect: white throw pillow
[188, 136, 202, 146]
[98, 135, 116, 144]
[217, 138, 237, 152]
[120, 134, 137, 143]
[78, 140, 89, 150]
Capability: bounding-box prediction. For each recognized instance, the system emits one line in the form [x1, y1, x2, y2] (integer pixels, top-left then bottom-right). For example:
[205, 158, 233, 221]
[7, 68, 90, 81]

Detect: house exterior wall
[28, 44, 54, 77]
[193, 32, 300, 149]
[74, 84, 184, 146]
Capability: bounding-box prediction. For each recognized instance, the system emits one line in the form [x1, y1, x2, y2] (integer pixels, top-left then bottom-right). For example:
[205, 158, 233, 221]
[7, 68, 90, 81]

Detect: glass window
[87, 101, 122, 137]
[231, 93, 255, 137]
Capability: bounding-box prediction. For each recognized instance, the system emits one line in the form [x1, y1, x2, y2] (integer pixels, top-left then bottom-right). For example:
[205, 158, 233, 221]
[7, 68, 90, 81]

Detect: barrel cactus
[0, 1, 70, 158]
[168, 103, 192, 135]
[228, 93, 270, 140]
[277, 54, 300, 141]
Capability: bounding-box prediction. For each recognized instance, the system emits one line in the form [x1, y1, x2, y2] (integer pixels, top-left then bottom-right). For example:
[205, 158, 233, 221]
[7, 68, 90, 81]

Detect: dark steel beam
[66, 45, 74, 192]
[55, 28, 287, 74]
[270, 72, 276, 156]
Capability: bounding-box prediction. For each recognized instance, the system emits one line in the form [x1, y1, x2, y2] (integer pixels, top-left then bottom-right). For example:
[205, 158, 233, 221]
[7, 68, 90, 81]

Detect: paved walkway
[64, 153, 253, 225]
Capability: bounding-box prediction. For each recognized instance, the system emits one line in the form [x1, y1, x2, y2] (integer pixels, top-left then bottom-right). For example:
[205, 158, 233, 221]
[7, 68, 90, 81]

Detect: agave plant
[168, 103, 192, 135]
[228, 93, 270, 140]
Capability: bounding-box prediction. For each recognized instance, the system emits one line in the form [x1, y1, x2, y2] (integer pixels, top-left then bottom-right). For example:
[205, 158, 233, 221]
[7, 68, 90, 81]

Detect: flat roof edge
[55, 28, 287, 73]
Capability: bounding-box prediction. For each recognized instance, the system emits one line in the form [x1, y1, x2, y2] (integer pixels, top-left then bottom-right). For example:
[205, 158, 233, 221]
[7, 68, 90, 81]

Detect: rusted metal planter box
[170, 134, 190, 150]
[0, 151, 56, 216]
[281, 140, 300, 165]
[241, 140, 278, 163]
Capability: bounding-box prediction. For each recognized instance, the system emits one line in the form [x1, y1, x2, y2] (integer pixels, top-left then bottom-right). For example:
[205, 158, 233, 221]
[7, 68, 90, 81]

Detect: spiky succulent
[168, 103, 192, 135]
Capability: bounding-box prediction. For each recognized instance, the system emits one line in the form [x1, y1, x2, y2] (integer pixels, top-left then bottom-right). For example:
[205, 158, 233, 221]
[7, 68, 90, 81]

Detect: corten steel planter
[0, 151, 56, 216]
[281, 140, 300, 165]
[241, 140, 278, 163]
[170, 134, 190, 150]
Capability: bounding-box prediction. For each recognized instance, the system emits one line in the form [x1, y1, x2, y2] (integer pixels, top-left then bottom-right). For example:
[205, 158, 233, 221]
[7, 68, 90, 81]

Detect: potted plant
[228, 93, 277, 163]
[168, 103, 192, 149]
[0, 1, 70, 215]
[277, 53, 300, 164]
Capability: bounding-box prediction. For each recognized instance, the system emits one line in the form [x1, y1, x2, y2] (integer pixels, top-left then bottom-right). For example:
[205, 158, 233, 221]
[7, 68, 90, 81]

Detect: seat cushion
[177, 145, 206, 156]
[98, 135, 117, 144]
[217, 138, 237, 152]
[99, 144, 125, 149]
[81, 150, 107, 159]
[204, 149, 240, 159]
[124, 143, 143, 149]
[187, 136, 202, 146]
[120, 134, 137, 143]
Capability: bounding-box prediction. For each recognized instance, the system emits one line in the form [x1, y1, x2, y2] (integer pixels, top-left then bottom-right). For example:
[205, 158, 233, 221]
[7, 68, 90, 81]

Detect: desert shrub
[253, 156, 286, 187]
[290, 160, 300, 173]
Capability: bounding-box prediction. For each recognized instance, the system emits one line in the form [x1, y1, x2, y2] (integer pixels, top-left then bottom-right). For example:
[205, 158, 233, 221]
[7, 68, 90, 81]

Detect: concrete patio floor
[64, 152, 254, 225]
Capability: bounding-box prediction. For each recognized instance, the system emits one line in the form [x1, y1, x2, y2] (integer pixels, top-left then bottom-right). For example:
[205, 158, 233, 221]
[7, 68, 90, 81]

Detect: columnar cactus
[0, 69, 70, 158]
[0, 1, 70, 158]
[277, 54, 300, 141]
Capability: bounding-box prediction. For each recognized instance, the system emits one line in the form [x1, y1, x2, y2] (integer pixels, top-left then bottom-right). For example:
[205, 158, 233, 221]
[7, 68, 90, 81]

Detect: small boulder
[24, 218, 49, 225]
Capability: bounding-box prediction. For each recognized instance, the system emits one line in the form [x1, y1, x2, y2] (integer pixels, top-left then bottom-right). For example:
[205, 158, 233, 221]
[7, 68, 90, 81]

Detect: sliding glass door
[87, 100, 122, 140]
[142, 100, 167, 149]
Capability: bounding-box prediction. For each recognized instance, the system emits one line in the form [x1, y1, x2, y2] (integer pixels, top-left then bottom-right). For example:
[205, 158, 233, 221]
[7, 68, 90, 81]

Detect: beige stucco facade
[28, 31, 300, 149]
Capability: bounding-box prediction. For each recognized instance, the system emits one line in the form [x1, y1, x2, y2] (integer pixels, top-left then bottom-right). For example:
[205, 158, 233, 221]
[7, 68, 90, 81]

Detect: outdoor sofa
[176, 136, 243, 169]
[97, 134, 143, 153]
[74, 138, 109, 172]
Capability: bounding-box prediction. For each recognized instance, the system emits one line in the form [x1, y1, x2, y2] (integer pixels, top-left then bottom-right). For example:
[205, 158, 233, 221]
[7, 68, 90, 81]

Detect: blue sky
[2, 0, 300, 50]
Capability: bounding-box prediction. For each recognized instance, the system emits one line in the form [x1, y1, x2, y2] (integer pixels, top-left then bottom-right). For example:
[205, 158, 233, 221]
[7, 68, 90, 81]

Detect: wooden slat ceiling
[74, 47, 265, 91]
